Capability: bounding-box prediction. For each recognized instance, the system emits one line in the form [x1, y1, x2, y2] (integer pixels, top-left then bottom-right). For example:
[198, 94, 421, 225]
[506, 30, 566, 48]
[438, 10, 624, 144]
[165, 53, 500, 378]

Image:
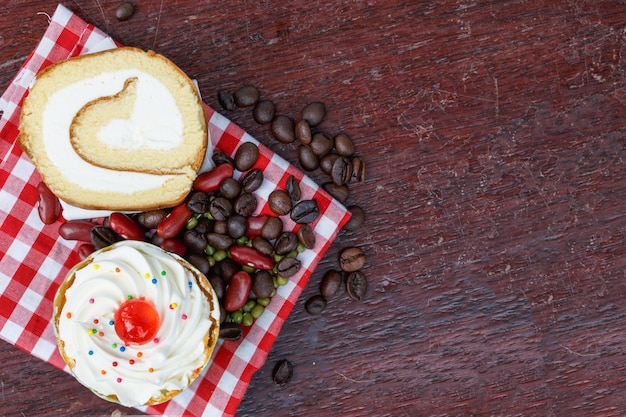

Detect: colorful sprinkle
[101, 370, 106, 375]
[112, 343, 117, 349]
[169, 303, 177, 310]
[66, 312, 72, 319]
[88, 350, 94, 356]
[89, 298, 95, 304]
[93, 264, 99, 270]
[161, 270, 167, 276]
[181, 314, 188, 320]
[112, 361, 118, 367]
[108, 320, 114, 326]
[88, 329, 97, 335]
[115, 267, 121, 273]
[148, 368, 154, 373]
[119, 346, 126, 352]
[144, 273, 151, 279]
[153, 338, 160, 344]
[188, 281, 193, 288]
[93, 319, 99, 324]
[98, 331, 104, 337]
[127, 295, 133, 300]
[116, 377, 122, 383]
[129, 359, 135, 365]
[137, 352, 143, 358]
[151, 278, 158, 284]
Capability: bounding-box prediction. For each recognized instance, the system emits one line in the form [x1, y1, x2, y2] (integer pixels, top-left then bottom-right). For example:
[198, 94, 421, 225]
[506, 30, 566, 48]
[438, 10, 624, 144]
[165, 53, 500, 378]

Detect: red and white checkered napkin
[0, 4, 350, 416]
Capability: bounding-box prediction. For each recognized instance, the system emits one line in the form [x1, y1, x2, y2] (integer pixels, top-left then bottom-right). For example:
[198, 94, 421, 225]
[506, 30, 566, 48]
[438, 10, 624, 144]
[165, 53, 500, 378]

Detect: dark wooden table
[2, 1, 625, 416]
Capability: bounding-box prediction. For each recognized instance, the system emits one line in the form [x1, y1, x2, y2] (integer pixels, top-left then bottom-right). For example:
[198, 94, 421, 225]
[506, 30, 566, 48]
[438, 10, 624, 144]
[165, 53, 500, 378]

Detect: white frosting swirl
[55, 241, 219, 407]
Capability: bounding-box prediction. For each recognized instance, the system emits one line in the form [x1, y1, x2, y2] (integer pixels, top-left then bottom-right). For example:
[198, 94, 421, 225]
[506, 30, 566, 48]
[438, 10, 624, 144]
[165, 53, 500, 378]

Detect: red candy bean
[224, 270, 252, 312]
[160, 238, 187, 257]
[109, 212, 144, 241]
[157, 203, 192, 239]
[37, 182, 61, 224]
[246, 215, 269, 239]
[78, 243, 96, 260]
[59, 220, 95, 241]
[193, 164, 234, 192]
[229, 245, 274, 270]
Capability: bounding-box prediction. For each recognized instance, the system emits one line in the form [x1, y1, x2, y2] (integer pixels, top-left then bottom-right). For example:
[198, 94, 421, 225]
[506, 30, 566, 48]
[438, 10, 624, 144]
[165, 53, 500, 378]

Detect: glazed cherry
[114, 298, 160, 345]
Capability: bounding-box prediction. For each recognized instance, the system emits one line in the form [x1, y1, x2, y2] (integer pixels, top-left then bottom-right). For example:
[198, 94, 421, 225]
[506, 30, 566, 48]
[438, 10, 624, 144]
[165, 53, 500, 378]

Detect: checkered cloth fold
[0, 4, 350, 416]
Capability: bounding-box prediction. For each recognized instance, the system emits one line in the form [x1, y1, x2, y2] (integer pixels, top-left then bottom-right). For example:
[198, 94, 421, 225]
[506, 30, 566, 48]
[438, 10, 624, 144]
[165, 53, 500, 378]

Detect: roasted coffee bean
[271, 115, 296, 144]
[227, 214, 247, 239]
[300, 102, 325, 127]
[241, 168, 264, 193]
[261, 216, 283, 240]
[320, 270, 343, 298]
[334, 132, 355, 157]
[310, 133, 334, 157]
[234, 192, 257, 217]
[91, 226, 121, 249]
[252, 270, 275, 298]
[187, 191, 210, 214]
[233, 85, 260, 107]
[253, 100, 275, 124]
[135, 209, 168, 229]
[115, 1, 134, 21]
[274, 231, 299, 255]
[37, 182, 61, 224]
[344, 205, 365, 231]
[219, 177, 241, 199]
[277, 257, 301, 278]
[212, 150, 234, 166]
[331, 157, 352, 185]
[215, 258, 240, 283]
[217, 90, 236, 111]
[268, 190, 292, 216]
[205, 233, 233, 250]
[323, 182, 349, 203]
[206, 272, 225, 299]
[272, 359, 293, 386]
[286, 175, 301, 202]
[209, 197, 233, 221]
[298, 144, 319, 171]
[346, 270, 368, 300]
[295, 119, 312, 145]
[319, 153, 340, 175]
[305, 294, 327, 315]
[187, 253, 211, 275]
[219, 322, 243, 341]
[296, 224, 315, 249]
[252, 236, 274, 256]
[213, 220, 228, 235]
[350, 156, 365, 183]
[234, 142, 259, 171]
[194, 217, 213, 234]
[183, 229, 207, 253]
[338, 246, 366, 272]
[290, 199, 319, 224]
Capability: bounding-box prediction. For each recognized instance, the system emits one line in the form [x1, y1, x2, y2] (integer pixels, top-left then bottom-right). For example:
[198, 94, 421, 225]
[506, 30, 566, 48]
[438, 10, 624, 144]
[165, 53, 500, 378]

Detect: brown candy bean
[295, 120, 312, 145]
[298, 144, 319, 171]
[252, 270, 275, 298]
[234, 142, 259, 171]
[271, 115, 296, 144]
[233, 85, 260, 107]
[334, 133, 355, 157]
[115, 1, 134, 21]
[319, 153, 340, 175]
[253, 100, 276, 124]
[300, 102, 325, 127]
[261, 216, 283, 240]
[310, 133, 334, 157]
[135, 209, 168, 229]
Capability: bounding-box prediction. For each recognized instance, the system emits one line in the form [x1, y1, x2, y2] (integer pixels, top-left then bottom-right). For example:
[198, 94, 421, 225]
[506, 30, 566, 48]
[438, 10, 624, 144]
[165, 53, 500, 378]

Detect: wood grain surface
[1, 1, 625, 416]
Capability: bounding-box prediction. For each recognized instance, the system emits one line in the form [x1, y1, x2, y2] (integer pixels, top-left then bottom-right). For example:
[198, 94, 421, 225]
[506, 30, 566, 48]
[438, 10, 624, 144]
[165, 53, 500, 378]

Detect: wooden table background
[1, 1, 625, 416]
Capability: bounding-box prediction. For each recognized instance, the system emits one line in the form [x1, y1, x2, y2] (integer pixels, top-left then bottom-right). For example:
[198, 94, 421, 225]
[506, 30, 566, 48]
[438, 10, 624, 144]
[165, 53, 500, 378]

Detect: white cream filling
[42, 70, 183, 193]
[56, 241, 219, 407]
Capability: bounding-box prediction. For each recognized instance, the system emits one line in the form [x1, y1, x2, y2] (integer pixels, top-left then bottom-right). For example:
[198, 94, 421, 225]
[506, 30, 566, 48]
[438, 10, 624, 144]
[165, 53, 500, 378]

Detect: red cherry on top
[114, 298, 160, 345]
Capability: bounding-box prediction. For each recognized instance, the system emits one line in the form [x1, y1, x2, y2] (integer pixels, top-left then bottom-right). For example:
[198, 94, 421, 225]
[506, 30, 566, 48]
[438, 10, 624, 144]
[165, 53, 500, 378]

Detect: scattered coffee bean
[272, 359, 293, 386]
[350, 156, 365, 183]
[331, 157, 352, 185]
[234, 142, 259, 171]
[271, 115, 296, 144]
[233, 192, 258, 217]
[320, 270, 342, 298]
[241, 168, 264, 193]
[234, 85, 260, 107]
[319, 153, 339, 175]
[209, 197, 233, 221]
[338, 247, 366, 272]
[213, 220, 228, 235]
[219, 322, 244, 341]
[274, 231, 299, 255]
[286, 175, 301, 202]
[252, 236, 274, 256]
[217, 90, 236, 111]
[91, 226, 121, 249]
[295, 120, 312, 145]
[227, 214, 247, 239]
[183, 229, 208, 253]
[115, 1, 134, 21]
[310, 133, 334, 157]
[323, 182, 349, 204]
[334, 133, 355, 157]
[343, 205, 365, 231]
[187, 253, 211, 275]
[305, 294, 327, 315]
[296, 224, 315, 249]
[277, 257, 301, 277]
[346, 270, 368, 301]
[300, 102, 325, 127]
[268, 190, 292, 216]
[253, 100, 276, 124]
[261, 216, 283, 240]
[219, 177, 242, 199]
[135, 209, 168, 229]
[298, 144, 319, 171]
[212, 150, 234, 166]
[290, 199, 319, 224]
[187, 190, 210, 214]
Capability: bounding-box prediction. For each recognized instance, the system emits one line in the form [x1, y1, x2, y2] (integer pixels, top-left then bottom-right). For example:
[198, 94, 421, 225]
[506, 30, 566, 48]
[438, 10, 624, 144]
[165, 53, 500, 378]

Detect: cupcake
[53, 240, 220, 407]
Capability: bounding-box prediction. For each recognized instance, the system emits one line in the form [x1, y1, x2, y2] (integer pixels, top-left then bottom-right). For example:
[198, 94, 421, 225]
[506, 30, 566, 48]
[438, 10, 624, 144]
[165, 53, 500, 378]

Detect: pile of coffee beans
[217, 85, 369, 317]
